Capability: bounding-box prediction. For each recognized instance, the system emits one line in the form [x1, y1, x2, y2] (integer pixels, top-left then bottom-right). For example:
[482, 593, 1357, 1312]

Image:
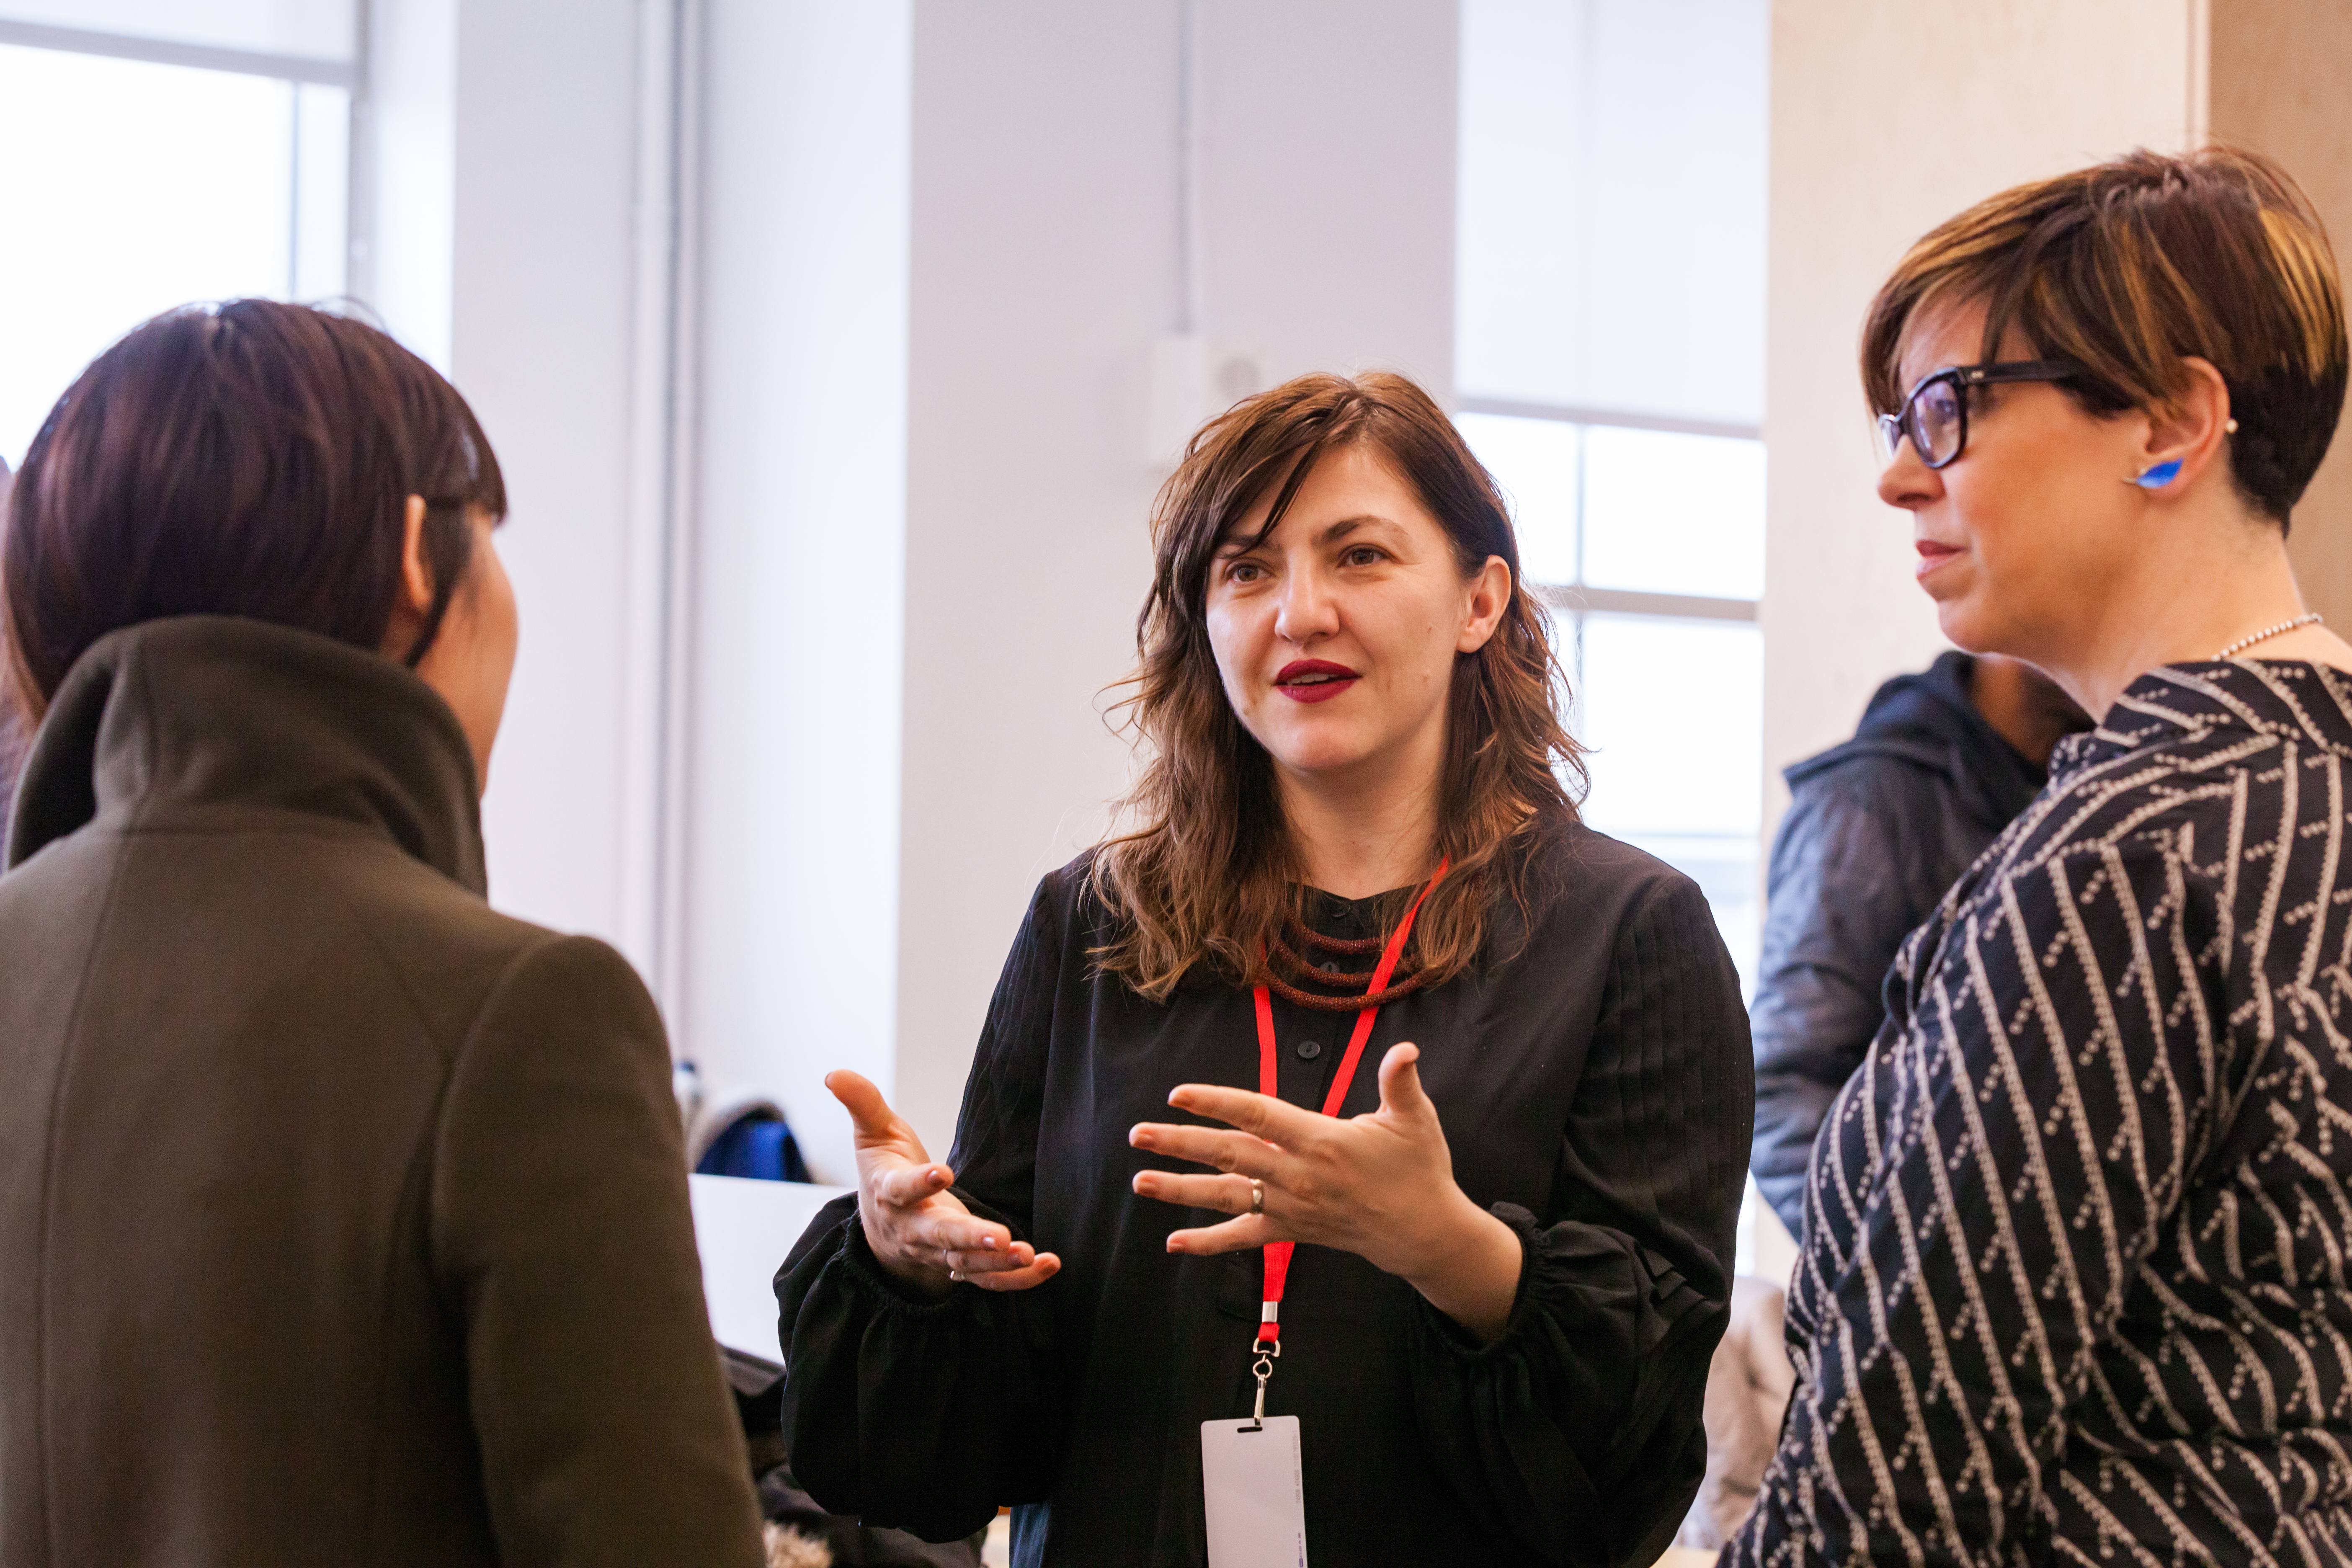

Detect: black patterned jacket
[1731, 660, 2352, 1567]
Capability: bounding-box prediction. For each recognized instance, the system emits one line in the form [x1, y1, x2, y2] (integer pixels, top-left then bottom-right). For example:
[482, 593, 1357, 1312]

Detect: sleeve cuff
[1411, 1202, 1542, 1359]
[830, 1209, 971, 1315]
[832, 1187, 1031, 1315]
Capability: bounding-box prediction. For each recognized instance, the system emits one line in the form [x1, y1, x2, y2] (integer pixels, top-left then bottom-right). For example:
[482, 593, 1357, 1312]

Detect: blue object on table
[696, 1112, 811, 1183]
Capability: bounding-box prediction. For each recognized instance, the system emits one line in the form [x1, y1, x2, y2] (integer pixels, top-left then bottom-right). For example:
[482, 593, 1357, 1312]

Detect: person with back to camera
[774, 371, 1754, 1567]
[1727, 147, 2352, 1564]
[0, 300, 764, 1566]
[1747, 649, 2086, 1244]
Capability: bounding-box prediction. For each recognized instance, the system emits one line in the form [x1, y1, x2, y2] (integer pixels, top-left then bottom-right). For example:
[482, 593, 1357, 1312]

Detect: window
[1458, 412, 1765, 991]
[0, 5, 356, 467]
[1455, 0, 1769, 994]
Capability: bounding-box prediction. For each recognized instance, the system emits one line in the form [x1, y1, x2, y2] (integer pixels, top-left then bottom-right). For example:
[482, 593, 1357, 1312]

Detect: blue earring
[2130, 459, 2183, 489]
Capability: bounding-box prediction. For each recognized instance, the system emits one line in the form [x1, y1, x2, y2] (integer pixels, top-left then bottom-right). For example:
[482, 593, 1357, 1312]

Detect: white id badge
[1200, 1416, 1308, 1568]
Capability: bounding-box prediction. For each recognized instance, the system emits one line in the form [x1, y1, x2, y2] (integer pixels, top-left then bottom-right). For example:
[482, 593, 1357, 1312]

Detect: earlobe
[2131, 358, 2234, 493]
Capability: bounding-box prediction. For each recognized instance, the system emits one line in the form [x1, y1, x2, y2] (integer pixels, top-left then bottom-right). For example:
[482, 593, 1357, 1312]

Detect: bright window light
[1574, 613, 1764, 993]
[1456, 412, 1581, 587]
[292, 81, 351, 301]
[1581, 426, 1765, 602]
[0, 44, 346, 467]
[1577, 615, 1763, 839]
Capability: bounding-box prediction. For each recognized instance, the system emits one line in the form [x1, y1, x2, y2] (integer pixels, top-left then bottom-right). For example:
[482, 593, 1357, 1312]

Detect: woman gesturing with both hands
[836, 1034, 1519, 1338]
[776, 372, 1751, 1568]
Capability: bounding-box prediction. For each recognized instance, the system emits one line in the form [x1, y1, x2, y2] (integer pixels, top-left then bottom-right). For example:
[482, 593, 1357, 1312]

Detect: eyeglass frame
[1876, 360, 2078, 470]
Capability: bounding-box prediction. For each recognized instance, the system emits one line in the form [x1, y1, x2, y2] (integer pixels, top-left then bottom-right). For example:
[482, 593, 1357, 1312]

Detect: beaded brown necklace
[1264, 911, 1431, 1011]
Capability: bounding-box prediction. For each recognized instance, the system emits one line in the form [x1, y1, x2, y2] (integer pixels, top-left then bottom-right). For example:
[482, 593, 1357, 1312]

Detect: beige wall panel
[2208, 0, 2352, 629]
[1764, 1, 2196, 822]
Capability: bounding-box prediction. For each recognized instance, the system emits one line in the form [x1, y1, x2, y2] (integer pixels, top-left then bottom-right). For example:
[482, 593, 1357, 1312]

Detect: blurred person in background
[1729, 147, 2352, 1564]
[1749, 650, 2087, 1241]
[0, 301, 763, 1567]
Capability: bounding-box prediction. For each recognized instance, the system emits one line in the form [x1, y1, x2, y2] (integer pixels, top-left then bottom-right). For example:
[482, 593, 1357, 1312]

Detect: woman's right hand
[825, 1070, 1060, 1297]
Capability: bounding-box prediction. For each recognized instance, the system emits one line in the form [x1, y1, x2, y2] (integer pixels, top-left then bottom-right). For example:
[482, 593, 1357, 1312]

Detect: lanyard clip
[1244, 1336, 1279, 1430]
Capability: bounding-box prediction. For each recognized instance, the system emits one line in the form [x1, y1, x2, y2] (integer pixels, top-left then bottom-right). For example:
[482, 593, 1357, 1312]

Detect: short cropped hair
[3, 299, 505, 718]
[1862, 146, 2349, 528]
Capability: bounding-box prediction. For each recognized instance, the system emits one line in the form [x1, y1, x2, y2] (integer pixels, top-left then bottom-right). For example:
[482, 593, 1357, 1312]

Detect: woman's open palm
[826, 1070, 1059, 1295]
[1124, 1042, 1523, 1341]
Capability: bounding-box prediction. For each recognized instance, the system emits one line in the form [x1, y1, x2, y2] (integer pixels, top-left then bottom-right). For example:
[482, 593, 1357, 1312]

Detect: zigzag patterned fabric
[1730, 660, 2352, 1568]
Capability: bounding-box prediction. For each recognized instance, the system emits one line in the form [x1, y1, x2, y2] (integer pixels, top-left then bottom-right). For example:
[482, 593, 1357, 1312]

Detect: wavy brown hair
[1088, 371, 1586, 1002]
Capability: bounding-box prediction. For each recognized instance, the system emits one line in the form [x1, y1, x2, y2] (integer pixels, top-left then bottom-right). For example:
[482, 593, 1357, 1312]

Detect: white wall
[1762, 1, 2199, 819]
[354, 0, 652, 961]
[359, 0, 456, 371]
[685, 0, 914, 1183]
[1196, 0, 1459, 402]
[453, 0, 644, 954]
[887, 2, 1183, 1164]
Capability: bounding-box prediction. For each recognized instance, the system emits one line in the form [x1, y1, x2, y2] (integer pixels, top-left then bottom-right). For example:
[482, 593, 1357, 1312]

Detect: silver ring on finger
[948, 1267, 964, 1282]
[1249, 1179, 1265, 1217]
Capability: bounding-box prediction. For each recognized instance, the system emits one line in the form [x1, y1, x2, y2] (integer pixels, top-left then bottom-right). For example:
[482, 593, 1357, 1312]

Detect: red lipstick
[1274, 659, 1359, 703]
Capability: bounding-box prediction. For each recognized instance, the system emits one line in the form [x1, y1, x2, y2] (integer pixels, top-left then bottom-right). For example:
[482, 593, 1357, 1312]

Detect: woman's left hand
[1128, 1042, 1524, 1342]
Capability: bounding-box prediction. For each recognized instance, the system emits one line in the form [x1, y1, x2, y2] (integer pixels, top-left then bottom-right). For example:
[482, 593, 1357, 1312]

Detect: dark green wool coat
[0, 616, 762, 1567]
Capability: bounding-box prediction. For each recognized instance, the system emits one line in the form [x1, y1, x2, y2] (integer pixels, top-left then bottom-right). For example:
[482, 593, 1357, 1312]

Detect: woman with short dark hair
[0, 300, 763, 1567]
[777, 371, 1753, 1566]
[1730, 148, 2352, 1563]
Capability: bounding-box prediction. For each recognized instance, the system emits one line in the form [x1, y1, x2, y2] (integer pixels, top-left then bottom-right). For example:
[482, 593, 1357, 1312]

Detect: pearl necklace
[2215, 613, 2324, 660]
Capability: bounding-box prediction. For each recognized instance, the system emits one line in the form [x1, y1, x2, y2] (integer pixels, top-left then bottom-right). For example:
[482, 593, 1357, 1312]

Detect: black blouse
[775, 825, 1752, 1567]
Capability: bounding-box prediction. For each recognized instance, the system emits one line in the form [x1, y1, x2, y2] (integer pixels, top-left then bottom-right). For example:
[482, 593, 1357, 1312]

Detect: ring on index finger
[1249, 1180, 1264, 1216]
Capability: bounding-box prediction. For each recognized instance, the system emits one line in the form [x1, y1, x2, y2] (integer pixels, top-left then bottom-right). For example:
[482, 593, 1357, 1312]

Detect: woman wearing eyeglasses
[1728, 149, 2352, 1564]
[775, 372, 1752, 1567]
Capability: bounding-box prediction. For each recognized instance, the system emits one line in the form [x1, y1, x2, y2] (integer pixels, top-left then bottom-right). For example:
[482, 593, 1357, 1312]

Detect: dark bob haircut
[1862, 146, 2348, 529]
[3, 299, 505, 720]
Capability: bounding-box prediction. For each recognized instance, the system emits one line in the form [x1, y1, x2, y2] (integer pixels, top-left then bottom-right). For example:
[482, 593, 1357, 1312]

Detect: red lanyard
[1248, 858, 1447, 1349]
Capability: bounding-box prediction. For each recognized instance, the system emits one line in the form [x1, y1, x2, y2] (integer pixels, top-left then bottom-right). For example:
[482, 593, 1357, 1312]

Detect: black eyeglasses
[1877, 361, 2076, 469]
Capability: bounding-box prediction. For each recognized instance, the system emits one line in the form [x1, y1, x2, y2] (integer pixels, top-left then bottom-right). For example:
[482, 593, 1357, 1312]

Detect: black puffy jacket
[1748, 652, 2047, 1238]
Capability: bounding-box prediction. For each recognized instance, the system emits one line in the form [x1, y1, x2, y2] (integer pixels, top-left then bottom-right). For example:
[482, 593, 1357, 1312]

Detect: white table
[688, 1173, 853, 1366]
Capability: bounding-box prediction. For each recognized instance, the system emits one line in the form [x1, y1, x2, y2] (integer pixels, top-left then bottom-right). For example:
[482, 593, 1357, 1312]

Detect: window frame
[1455, 391, 1767, 993]
[1455, 392, 1761, 632]
[0, 12, 361, 308]
[0, 16, 356, 88]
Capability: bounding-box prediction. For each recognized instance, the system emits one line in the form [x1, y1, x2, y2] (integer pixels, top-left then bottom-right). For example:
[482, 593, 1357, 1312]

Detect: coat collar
[2049, 658, 2352, 784]
[7, 615, 486, 895]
